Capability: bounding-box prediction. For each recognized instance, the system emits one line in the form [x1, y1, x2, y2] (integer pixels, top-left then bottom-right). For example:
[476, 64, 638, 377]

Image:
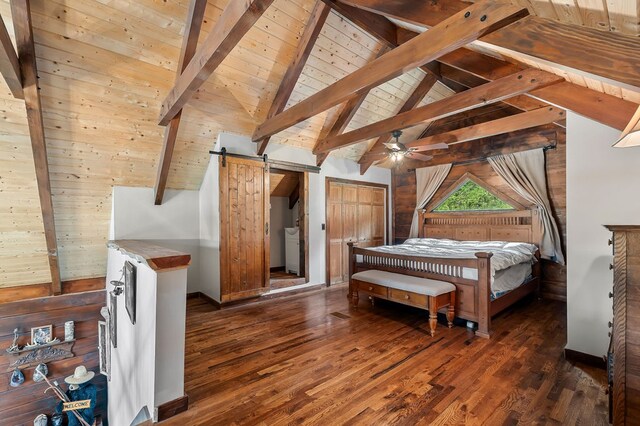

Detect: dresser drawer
[389, 288, 428, 307]
[457, 284, 477, 317]
[357, 281, 388, 297]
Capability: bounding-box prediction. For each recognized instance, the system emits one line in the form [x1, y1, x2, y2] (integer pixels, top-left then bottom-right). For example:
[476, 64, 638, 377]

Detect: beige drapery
[488, 149, 565, 264]
[409, 164, 452, 238]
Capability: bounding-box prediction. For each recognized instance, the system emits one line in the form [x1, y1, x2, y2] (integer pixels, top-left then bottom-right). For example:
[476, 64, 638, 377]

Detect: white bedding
[365, 238, 538, 297]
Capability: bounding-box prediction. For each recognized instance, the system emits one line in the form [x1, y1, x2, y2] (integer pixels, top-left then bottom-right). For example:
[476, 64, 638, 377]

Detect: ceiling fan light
[614, 105, 640, 148]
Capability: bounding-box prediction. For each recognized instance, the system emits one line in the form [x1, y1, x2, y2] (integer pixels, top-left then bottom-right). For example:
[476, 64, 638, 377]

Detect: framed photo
[125, 261, 137, 325]
[98, 320, 111, 379]
[109, 292, 117, 348]
[31, 325, 52, 346]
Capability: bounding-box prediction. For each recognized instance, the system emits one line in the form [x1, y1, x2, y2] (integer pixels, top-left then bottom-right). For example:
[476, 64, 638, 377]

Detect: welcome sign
[62, 400, 91, 411]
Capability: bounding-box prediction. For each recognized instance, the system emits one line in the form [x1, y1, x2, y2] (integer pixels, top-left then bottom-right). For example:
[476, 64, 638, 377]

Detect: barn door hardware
[209, 150, 320, 173]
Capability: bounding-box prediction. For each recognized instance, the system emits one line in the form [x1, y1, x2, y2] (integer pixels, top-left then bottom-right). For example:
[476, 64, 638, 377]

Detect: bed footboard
[347, 242, 494, 338]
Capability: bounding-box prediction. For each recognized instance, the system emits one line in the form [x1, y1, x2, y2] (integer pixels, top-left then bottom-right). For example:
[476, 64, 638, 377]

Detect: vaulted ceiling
[0, 0, 638, 290]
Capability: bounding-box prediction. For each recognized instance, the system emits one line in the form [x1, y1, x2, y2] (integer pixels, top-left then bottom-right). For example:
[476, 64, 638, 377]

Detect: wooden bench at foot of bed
[351, 270, 456, 336]
[347, 242, 541, 339]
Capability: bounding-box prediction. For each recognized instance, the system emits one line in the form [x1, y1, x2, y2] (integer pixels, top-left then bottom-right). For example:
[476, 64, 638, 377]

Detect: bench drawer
[356, 281, 388, 297]
[457, 284, 477, 317]
[389, 288, 428, 307]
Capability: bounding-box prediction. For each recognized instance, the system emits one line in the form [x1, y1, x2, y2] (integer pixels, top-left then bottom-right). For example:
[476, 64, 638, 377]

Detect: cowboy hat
[64, 365, 95, 385]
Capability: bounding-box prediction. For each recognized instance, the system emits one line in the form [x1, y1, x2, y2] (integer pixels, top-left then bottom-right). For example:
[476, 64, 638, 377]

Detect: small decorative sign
[6, 340, 75, 371]
[62, 399, 91, 412]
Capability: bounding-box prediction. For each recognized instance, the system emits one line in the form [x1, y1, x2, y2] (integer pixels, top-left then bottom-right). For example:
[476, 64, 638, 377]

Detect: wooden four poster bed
[348, 209, 543, 338]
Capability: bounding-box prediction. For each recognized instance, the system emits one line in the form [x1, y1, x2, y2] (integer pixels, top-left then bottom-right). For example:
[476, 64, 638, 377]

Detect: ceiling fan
[383, 130, 433, 163]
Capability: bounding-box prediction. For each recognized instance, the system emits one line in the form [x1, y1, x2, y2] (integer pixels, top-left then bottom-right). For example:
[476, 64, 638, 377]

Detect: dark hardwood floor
[163, 285, 608, 425]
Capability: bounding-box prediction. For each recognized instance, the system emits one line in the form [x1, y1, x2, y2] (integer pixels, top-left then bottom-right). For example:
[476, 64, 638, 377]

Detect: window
[433, 179, 515, 212]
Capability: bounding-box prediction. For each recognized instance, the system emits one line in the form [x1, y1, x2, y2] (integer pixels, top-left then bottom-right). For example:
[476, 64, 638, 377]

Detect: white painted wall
[154, 268, 187, 406]
[270, 196, 294, 268]
[198, 158, 221, 301]
[113, 187, 199, 239]
[566, 111, 640, 356]
[112, 187, 201, 293]
[106, 247, 187, 425]
[197, 132, 392, 301]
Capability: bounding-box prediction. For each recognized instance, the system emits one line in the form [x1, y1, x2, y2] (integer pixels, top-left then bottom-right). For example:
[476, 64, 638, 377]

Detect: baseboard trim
[564, 348, 606, 370]
[270, 266, 285, 272]
[187, 292, 221, 309]
[157, 394, 189, 422]
[187, 284, 330, 310]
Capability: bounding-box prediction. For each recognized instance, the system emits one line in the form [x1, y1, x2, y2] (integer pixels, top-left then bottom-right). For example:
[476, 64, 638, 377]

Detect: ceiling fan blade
[409, 153, 433, 162]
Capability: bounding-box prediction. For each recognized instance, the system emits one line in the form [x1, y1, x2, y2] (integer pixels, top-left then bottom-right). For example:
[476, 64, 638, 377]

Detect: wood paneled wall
[392, 129, 567, 301]
[0, 290, 107, 425]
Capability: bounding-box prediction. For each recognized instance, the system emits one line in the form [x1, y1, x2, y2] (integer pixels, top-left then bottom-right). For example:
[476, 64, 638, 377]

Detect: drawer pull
[608, 332, 612, 338]
[609, 292, 614, 299]
[609, 263, 614, 270]
[608, 239, 613, 246]
[405, 294, 410, 300]
[368, 286, 373, 291]
[608, 321, 613, 328]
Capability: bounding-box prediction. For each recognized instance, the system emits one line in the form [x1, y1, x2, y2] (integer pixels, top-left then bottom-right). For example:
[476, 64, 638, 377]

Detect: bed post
[475, 252, 493, 339]
[533, 249, 542, 300]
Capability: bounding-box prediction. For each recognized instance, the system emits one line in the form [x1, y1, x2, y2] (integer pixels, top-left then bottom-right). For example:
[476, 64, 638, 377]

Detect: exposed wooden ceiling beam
[338, 0, 640, 91]
[257, 1, 330, 156]
[358, 73, 437, 174]
[439, 64, 547, 112]
[407, 106, 565, 151]
[315, 68, 562, 154]
[158, 0, 275, 126]
[421, 103, 519, 135]
[314, 46, 390, 167]
[395, 125, 558, 171]
[0, 14, 23, 98]
[10, 0, 61, 294]
[435, 46, 639, 131]
[154, 0, 207, 206]
[252, 1, 528, 142]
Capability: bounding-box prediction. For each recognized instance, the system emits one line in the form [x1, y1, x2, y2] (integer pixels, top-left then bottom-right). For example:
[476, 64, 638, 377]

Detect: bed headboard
[419, 209, 542, 246]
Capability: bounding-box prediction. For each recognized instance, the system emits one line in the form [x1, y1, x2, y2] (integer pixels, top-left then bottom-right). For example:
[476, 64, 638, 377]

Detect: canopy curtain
[488, 149, 565, 264]
[409, 164, 452, 238]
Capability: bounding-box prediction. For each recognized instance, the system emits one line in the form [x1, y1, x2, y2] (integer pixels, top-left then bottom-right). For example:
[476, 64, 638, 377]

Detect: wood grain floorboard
[162, 285, 607, 425]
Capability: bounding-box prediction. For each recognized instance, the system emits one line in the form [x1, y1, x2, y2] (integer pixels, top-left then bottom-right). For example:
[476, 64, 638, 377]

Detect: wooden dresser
[606, 225, 640, 425]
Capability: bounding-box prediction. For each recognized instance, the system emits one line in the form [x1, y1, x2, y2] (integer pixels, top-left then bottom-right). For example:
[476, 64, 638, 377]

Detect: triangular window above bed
[432, 175, 517, 213]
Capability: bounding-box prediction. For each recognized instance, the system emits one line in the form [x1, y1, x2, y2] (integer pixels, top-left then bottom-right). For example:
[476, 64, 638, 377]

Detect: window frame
[427, 172, 526, 214]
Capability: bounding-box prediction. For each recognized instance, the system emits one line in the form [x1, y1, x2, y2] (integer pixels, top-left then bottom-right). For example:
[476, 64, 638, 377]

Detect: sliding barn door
[219, 156, 269, 302]
[327, 180, 386, 284]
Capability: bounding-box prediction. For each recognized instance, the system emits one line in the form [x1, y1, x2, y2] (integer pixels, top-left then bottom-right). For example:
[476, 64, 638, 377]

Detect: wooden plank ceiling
[0, 0, 639, 289]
